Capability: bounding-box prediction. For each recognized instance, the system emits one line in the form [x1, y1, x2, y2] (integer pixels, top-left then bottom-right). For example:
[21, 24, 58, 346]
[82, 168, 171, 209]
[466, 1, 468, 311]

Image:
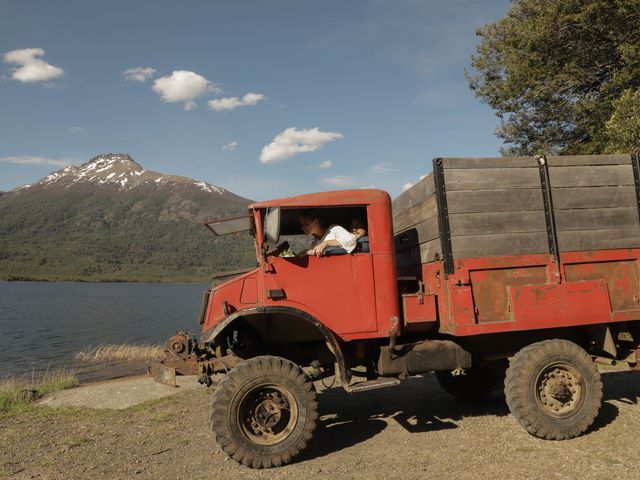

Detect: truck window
[267, 206, 369, 256]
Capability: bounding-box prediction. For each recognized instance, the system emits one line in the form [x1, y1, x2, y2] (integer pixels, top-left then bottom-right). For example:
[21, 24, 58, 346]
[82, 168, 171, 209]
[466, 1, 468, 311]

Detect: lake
[0, 281, 208, 382]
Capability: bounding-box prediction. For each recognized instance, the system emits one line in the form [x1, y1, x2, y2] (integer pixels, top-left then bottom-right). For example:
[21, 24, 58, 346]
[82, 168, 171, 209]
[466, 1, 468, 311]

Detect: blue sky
[0, 0, 510, 200]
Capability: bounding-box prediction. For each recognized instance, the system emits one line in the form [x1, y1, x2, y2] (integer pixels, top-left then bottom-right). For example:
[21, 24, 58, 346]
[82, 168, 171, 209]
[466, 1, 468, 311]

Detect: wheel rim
[535, 362, 585, 418]
[238, 384, 299, 446]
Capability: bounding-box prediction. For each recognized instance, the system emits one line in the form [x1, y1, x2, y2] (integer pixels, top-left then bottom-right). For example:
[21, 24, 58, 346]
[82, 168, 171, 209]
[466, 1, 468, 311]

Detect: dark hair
[299, 209, 329, 230]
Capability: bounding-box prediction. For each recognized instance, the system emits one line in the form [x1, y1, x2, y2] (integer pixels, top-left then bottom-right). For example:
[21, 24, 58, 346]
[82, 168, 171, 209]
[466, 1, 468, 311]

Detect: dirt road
[1, 370, 638, 480]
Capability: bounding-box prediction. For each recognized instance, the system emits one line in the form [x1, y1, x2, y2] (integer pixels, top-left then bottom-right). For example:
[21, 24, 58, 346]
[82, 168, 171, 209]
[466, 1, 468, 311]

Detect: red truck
[152, 153, 640, 469]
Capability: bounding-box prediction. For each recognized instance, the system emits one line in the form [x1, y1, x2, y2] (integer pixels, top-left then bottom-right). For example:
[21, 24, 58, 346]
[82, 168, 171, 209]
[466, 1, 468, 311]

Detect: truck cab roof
[249, 189, 390, 210]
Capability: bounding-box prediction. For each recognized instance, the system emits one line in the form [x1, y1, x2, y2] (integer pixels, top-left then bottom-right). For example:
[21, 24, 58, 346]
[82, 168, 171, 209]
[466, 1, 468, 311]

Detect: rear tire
[435, 360, 507, 401]
[505, 339, 602, 440]
[210, 355, 317, 468]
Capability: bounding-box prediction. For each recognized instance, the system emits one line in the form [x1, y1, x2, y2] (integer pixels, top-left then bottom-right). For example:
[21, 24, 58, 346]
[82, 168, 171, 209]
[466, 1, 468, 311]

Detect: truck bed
[392, 154, 640, 337]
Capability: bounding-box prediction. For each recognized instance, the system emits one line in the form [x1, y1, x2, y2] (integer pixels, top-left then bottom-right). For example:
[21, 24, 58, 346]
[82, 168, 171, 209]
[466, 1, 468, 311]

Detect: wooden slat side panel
[444, 168, 541, 191]
[392, 173, 435, 215]
[394, 218, 439, 252]
[441, 157, 537, 169]
[548, 164, 634, 187]
[551, 186, 637, 209]
[448, 189, 544, 214]
[451, 232, 549, 258]
[449, 211, 547, 236]
[555, 207, 640, 231]
[546, 154, 632, 167]
[558, 228, 640, 251]
[393, 194, 438, 233]
[419, 238, 443, 263]
[396, 239, 444, 267]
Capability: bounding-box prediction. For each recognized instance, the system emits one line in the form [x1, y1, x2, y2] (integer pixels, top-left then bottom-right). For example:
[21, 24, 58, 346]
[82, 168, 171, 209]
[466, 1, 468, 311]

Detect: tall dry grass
[0, 369, 79, 412]
[74, 343, 164, 363]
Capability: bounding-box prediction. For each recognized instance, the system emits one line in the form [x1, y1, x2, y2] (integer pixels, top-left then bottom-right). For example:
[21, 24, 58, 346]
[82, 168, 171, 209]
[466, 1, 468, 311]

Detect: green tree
[605, 88, 640, 152]
[467, 0, 640, 155]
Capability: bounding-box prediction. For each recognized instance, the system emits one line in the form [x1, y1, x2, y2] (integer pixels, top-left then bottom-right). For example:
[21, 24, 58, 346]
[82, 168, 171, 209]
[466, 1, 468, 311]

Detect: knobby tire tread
[505, 339, 602, 441]
[210, 355, 318, 468]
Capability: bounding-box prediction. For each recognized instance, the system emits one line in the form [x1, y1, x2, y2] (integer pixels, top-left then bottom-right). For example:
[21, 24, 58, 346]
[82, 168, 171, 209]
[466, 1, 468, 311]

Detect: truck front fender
[201, 306, 351, 386]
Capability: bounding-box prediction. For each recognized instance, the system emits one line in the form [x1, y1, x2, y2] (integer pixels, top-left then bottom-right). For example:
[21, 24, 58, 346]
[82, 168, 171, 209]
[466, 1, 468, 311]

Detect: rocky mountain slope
[0, 154, 256, 282]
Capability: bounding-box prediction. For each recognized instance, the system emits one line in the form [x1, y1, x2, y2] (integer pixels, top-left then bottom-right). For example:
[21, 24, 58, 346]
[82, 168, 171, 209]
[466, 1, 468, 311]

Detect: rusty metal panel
[509, 280, 612, 330]
[402, 294, 437, 325]
[147, 364, 177, 387]
[470, 266, 548, 323]
[564, 260, 640, 311]
[450, 283, 476, 327]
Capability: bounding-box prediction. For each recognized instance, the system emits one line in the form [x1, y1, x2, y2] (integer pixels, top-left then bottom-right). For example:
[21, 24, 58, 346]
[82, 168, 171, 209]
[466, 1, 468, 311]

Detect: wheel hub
[536, 364, 584, 417]
[239, 385, 298, 446]
[253, 393, 288, 430]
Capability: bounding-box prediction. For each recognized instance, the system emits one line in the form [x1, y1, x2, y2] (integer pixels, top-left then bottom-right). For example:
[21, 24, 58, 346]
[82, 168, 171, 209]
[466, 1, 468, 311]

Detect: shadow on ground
[300, 374, 508, 462]
[300, 370, 640, 462]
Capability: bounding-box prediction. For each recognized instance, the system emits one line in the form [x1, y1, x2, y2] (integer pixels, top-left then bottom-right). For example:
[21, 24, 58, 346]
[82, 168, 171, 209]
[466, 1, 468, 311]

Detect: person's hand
[309, 242, 326, 257]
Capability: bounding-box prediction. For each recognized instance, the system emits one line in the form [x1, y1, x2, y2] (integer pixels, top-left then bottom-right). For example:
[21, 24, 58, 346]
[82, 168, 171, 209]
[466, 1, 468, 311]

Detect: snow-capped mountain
[0, 153, 255, 282]
[12, 153, 229, 196]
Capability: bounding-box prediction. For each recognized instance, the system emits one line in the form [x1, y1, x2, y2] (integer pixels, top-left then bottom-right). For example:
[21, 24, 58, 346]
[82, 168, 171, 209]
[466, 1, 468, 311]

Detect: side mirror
[264, 207, 281, 244]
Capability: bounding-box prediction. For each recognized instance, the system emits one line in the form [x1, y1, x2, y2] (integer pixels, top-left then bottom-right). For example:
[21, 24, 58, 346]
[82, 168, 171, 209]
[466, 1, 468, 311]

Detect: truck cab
[202, 189, 399, 345]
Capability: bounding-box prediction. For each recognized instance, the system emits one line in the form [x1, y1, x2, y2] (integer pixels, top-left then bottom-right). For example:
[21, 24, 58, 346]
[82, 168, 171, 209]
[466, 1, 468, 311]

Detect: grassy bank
[0, 371, 79, 413]
[74, 343, 164, 363]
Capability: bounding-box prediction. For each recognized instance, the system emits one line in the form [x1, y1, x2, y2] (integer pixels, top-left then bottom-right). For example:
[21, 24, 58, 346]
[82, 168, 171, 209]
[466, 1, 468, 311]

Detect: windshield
[203, 214, 252, 236]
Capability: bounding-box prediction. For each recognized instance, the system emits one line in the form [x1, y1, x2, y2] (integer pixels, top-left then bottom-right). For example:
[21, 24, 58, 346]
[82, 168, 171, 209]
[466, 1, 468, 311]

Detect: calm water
[0, 282, 207, 382]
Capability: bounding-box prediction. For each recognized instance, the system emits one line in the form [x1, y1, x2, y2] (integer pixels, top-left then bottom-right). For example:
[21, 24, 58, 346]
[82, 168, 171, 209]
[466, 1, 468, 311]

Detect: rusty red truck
[152, 153, 640, 468]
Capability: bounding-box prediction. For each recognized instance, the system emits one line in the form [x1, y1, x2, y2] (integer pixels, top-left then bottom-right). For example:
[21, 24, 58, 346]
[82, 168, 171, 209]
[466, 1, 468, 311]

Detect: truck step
[347, 377, 400, 393]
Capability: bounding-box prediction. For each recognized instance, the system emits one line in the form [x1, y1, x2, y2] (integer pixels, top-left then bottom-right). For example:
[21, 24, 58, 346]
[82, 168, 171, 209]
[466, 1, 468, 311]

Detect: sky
[0, 0, 511, 201]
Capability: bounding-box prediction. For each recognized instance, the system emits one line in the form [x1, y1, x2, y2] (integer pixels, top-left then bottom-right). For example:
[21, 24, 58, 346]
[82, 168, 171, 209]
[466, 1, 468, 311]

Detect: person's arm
[309, 225, 357, 256]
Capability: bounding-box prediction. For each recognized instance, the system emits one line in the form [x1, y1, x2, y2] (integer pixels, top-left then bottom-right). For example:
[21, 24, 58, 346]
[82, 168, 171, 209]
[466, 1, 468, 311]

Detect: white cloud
[260, 127, 344, 164]
[318, 160, 332, 169]
[371, 162, 397, 174]
[3, 48, 64, 83]
[222, 141, 238, 151]
[123, 67, 157, 82]
[67, 126, 84, 134]
[0, 155, 73, 167]
[320, 175, 355, 187]
[152, 70, 219, 110]
[402, 182, 414, 191]
[208, 92, 265, 112]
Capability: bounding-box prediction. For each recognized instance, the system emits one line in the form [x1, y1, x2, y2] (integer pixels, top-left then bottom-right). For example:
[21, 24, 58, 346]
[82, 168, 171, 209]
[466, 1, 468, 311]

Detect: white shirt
[315, 224, 358, 253]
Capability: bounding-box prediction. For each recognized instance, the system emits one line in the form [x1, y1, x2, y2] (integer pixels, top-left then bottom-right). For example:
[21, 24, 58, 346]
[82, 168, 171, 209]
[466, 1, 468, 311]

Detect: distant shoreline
[0, 276, 208, 284]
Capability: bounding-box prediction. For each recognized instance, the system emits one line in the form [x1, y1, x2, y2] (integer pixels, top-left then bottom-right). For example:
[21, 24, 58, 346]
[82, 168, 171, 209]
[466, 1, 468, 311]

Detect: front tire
[505, 339, 602, 440]
[210, 355, 318, 468]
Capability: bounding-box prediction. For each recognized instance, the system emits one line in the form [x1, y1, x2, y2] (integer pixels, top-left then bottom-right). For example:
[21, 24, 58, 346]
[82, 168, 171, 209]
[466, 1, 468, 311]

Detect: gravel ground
[1, 370, 639, 480]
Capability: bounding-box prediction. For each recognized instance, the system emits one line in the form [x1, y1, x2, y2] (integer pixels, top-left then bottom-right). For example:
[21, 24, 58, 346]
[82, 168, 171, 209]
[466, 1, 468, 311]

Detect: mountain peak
[11, 153, 232, 197]
[85, 153, 142, 170]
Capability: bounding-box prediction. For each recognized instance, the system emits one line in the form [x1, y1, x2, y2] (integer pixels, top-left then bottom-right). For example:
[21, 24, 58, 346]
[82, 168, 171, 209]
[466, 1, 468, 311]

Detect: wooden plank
[551, 186, 637, 209]
[419, 238, 443, 263]
[392, 173, 435, 215]
[555, 207, 640, 231]
[441, 157, 538, 169]
[547, 154, 632, 167]
[558, 227, 640, 252]
[444, 167, 541, 191]
[452, 232, 549, 258]
[448, 188, 544, 214]
[548, 164, 634, 187]
[394, 218, 440, 251]
[393, 195, 438, 232]
[449, 211, 547, 236]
